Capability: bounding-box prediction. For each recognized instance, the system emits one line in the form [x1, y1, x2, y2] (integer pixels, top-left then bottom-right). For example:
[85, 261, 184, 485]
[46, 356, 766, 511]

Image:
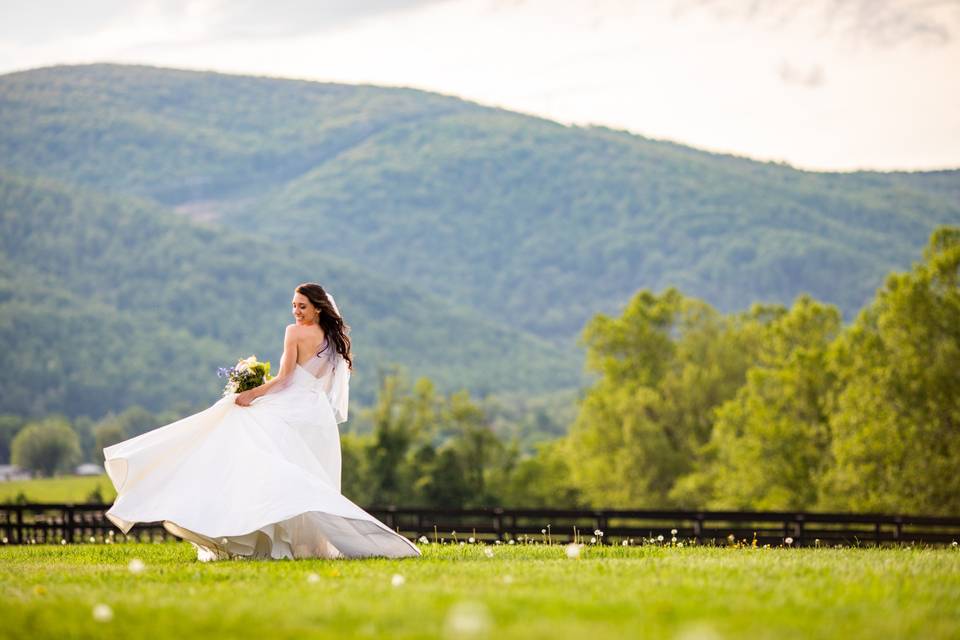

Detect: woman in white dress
[103, 283, 422, 561]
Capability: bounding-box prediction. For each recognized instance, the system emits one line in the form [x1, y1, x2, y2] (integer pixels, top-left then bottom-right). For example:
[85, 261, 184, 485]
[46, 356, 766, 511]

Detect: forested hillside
[2, 64, 957, 344]
[0, 171, 580, 418]
[1, 63, 957, 424]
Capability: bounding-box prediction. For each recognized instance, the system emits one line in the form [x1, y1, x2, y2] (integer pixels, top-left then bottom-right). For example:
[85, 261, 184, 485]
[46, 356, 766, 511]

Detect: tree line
[4, 227, 957, 515]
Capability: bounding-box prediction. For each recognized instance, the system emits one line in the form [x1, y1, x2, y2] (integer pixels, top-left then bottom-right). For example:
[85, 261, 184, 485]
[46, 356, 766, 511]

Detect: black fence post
[64, 506, 74, 544]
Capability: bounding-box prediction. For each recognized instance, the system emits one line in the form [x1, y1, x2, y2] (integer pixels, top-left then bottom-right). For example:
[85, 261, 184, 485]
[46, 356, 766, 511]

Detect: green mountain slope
[2, 64, 956, 346]
[0, 171, 581, 418]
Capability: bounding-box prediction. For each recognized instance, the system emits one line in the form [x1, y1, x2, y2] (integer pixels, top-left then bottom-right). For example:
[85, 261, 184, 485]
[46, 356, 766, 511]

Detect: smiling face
[292, 291, 320, 325]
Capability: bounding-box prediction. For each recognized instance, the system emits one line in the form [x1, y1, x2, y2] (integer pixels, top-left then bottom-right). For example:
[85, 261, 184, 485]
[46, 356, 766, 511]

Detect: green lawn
[1, 542, 957, 639]
[0, 474, 116, 504]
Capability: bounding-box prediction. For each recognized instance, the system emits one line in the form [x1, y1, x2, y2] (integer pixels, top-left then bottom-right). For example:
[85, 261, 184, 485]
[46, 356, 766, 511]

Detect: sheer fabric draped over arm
[300, 342, 350, 424]
[261, 337, 350, 424]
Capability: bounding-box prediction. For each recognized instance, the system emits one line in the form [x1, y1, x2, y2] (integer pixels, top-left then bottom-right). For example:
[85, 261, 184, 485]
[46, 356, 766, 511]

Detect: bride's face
[292, 292, 320, 325]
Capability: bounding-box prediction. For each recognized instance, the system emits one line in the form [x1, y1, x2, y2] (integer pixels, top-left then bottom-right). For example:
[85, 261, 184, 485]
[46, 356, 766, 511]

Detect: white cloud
[0, 0, 958, 171]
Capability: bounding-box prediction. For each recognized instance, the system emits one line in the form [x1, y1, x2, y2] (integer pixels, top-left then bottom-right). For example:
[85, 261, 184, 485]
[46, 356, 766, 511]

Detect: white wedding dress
[103, 336, 421, 561]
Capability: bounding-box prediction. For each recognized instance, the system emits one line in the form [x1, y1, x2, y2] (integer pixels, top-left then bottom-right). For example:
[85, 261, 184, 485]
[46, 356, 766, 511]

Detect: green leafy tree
[0, 415, 25, 464]
[93, 421, 127, 463]
[822, 226, 960, 515]
[10, 416, 81, 477]
[674, 295, 841, 509]
[563, 288, 771, 507]
[364, 372, 439, 505]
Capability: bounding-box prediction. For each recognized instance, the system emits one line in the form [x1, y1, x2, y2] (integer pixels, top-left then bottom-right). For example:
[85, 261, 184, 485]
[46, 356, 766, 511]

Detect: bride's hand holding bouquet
[217, 356, 272, 406]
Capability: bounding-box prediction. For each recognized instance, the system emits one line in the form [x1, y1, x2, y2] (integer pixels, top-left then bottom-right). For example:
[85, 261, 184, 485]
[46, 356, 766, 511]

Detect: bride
[102, 283, 422, 561]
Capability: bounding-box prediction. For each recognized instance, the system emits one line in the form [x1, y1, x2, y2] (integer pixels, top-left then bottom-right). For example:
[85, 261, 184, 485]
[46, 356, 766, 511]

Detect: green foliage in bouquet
[218, 356, 273, 396]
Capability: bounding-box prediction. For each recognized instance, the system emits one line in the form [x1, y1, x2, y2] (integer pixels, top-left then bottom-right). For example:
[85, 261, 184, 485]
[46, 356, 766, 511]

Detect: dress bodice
[284, 336, 350, 424]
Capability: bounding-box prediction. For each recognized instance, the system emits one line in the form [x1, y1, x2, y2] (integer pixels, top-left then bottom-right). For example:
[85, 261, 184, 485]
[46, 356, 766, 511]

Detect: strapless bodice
[292, 363, 325, 393]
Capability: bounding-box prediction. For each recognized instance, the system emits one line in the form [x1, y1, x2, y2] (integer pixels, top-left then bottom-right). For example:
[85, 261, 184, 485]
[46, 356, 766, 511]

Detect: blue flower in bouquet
[217, 356, 272, 396]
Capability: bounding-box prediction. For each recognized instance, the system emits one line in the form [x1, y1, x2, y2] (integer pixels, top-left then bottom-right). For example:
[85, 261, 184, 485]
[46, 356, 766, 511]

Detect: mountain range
[1, 63, 957, 420]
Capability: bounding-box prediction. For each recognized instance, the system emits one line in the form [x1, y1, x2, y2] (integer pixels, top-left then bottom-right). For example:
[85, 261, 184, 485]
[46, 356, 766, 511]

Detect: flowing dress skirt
[103, 366, 421, 561]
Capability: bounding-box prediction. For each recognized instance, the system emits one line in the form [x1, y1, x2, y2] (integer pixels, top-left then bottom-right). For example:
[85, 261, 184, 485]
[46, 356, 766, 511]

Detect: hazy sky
[1, 0, 958, 171]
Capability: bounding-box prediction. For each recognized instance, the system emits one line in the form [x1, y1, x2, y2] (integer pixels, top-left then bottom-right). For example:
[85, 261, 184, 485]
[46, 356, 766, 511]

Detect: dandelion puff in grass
[565, 543, 583, 559]
[418, 536, 430, 544]
[952, 541, 958, 547]
[60, 539, 66, 545]
[127, 558, 145, 574]
[671, 529, 678, 535]
[443, 600, 492, 637]
[484, 547, 494, 558]
[391, 574, 406, 587]
[657, 534, 664, 543]
[785, 537, 794, 546]
[508, 539, 515, 545]
[468, 536, 476, 544]
[92, 603, 113, 622]
[88, 536, 95, 543]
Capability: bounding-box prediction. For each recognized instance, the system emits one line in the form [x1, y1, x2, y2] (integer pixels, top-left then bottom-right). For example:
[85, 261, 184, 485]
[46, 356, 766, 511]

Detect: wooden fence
[2, 504, 959, 547]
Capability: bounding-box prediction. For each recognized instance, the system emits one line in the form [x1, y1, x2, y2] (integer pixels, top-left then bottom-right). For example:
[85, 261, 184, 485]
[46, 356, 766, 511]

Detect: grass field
[1, 541, 958, 639]
[0, 474, 116, 504]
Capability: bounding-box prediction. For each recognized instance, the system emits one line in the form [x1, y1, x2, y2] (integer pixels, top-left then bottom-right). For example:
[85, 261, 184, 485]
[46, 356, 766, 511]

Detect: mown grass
[1, 541, 958, 639]
[0, 474, 116, 503]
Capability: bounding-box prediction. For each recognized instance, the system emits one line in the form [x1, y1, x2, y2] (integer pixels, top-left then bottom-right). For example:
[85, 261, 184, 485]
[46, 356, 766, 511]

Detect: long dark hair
[296, 282, 353, 370]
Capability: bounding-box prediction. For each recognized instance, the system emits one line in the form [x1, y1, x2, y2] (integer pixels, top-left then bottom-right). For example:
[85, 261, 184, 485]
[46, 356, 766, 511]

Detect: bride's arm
[235, 325, 297, 406]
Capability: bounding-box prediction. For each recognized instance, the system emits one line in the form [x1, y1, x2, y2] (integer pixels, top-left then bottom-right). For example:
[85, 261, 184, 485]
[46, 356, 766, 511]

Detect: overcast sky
[1, 0, 958, 171]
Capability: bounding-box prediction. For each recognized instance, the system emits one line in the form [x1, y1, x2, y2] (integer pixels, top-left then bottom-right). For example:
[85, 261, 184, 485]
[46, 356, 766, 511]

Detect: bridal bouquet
[217, 355, 272, 396]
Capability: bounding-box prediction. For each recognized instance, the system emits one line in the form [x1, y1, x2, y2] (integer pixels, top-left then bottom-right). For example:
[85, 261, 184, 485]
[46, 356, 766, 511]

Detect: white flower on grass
[127, 558, 145, 574]
[541, 529, 547, 534]
[677, 542, 684, 548]
[468, 537, 476, 543]
[418, 536, 430, 544]
[622, 540, 629, 546]
[508, 539, 515, 545]
[391, 574, 406, 587]
[590, 536, 597, 544]
[306, 572, 320, 584]
[2, 537, 8, 544]
[675, 621, 722, 640]
[952, 541, 958, 547]
[657, 535, 664, 542]
[88, 536, 95, 543]
[60, 539, 66, 545]
[785, 537, 794, 546]
[672, 537, 677, 544]
[671, 528, 678, 535]
[484, 547, 494, 558]
[565, 543, 583, 559]
[443, 600, 492, 637]
[92, 603, 113, 622]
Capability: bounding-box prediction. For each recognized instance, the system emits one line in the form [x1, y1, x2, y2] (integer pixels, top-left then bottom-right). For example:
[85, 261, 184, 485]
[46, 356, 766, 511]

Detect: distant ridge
[1, 63, 958, 416]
